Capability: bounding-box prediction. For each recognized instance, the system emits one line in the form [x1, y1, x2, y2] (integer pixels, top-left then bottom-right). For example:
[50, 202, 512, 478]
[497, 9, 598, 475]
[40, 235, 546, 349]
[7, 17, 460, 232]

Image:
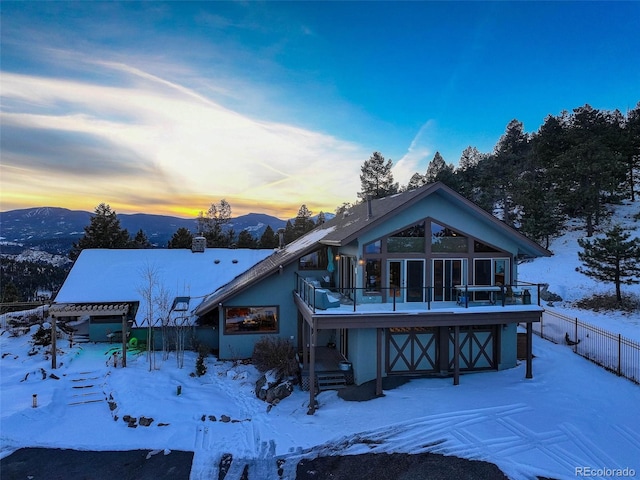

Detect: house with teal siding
[52, 182, 549, 411]
[194, 182, 551, 412]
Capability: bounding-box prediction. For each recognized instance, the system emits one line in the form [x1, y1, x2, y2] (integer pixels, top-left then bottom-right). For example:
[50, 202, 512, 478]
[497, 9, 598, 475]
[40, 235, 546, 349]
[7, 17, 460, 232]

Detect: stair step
[317, 373, 347, 391]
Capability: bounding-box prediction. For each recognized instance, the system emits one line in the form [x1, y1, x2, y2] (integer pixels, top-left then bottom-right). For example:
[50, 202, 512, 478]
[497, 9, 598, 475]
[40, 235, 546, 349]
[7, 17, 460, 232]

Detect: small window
[474, 240, 500, 253]
[364, 240, 381, 254]
[224, 306, 278, 334]
[299, 248, 328, 270]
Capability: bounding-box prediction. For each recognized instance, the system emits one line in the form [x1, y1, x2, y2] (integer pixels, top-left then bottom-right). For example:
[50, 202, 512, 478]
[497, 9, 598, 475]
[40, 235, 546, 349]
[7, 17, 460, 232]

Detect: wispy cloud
[0, 60, 366, 218]
[393, 120, 437, 184]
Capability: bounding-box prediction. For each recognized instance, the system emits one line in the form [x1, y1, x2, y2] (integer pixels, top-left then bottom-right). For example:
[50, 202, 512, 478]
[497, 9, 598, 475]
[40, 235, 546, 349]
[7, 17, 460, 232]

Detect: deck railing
[530, 309, 640, 385]
[295, 273, 541, 314]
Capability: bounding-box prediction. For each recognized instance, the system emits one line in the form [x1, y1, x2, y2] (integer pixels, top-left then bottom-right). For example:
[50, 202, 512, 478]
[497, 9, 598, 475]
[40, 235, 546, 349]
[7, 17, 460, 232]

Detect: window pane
[431, 222, 468, 253]
[474, 260, 492, 285]
[474, 240, 500, 253]
[224, 306, 278, 334]
[365, 259, 381, 292]
[299, 248, 328, 270]
[388, 222, 425, 253]
[365, 240, 381, 254]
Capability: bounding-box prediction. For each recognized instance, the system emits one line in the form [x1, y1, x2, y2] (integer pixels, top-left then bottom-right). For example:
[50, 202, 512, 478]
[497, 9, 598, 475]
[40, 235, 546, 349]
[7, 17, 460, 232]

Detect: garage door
[448, 326, 496, 371]
[387, 327, 438, 374]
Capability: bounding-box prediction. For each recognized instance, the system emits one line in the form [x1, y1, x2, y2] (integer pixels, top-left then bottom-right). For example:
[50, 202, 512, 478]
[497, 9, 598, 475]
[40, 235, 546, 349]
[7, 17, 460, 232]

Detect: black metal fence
[531, 309, 640, 385]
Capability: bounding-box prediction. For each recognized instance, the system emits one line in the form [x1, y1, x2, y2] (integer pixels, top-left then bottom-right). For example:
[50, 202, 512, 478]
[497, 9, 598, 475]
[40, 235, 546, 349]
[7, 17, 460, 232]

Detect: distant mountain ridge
[0, 207, 288, 255]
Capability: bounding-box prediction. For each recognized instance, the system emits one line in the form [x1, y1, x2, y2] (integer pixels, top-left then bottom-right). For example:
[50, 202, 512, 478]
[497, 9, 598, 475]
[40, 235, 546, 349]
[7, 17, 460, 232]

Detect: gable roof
[194, 182, 550, 316]
[319, 182, 551, 258]
[53, 248, 273, 325]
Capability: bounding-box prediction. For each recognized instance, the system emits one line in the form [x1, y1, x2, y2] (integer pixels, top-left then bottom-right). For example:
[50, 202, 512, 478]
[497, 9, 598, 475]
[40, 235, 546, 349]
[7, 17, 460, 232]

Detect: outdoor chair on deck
[314, 289, 341, 310]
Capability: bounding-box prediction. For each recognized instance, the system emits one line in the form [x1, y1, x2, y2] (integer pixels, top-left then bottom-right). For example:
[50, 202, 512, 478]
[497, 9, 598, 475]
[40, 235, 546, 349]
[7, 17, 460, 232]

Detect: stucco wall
[348, 328, 384, 385]
[217, 262, 300, 359]
[499, 323, 517, 370]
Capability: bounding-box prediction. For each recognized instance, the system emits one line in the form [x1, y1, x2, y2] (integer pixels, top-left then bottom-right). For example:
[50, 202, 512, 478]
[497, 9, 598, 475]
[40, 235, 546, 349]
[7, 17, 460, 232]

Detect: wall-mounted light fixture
[335, 254, 340, 261]
[358, 256, 364, 265]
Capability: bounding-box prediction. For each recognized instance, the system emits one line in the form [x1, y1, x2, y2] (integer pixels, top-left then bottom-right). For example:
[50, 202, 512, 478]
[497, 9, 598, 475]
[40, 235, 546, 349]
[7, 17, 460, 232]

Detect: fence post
[574, 318, 578, 353]
[540, 313, 544, 339]
[618, 334, 622, 377]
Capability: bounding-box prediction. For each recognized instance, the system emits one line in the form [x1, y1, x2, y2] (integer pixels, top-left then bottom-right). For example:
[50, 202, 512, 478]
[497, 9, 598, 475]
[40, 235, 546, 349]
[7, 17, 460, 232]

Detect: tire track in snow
[276, 403, 635, 480]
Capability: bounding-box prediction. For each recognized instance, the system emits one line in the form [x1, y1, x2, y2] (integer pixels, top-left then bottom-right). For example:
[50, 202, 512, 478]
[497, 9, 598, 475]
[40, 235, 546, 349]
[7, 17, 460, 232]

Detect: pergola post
[121, 313, 127, 368]
[50, 314, 57, 370]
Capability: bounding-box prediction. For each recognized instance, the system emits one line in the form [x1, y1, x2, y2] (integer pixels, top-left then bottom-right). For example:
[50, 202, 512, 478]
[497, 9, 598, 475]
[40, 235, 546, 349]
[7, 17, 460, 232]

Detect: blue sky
[1, 1, 639, 219]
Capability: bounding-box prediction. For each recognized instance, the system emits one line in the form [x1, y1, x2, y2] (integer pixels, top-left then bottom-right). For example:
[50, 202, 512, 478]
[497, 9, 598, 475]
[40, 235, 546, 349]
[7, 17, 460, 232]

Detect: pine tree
[358, 152, 399, 201]
[405, 172, 426, 191]
[258, 225, 278, 249]
[132, 229, 152, 248]
[293, 205, 315, 239]
[168, 227, 193, 249]
[70, 203, 131, 260]
[622, 103, 640, 201]
[484, 119, 531, 227]
[237, 229, 258, 248]
[577, 225, 640, 301]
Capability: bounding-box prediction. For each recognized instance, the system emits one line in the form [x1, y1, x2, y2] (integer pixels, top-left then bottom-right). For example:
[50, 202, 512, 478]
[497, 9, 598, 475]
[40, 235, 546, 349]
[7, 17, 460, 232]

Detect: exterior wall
[129, 326, 218, 352]
[348, 328, 384, 385]
[218, 261, 300, 359]
[89, 321, 123, 342]
[498, 323, 517, 370]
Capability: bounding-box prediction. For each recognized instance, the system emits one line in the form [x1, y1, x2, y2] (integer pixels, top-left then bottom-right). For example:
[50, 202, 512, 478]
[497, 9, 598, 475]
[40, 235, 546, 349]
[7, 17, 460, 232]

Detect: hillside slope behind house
[519, 199, 640, 340]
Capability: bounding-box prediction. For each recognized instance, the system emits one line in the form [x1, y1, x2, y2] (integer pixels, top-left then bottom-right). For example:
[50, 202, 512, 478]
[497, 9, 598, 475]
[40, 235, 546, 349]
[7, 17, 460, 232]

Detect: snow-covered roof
[195, 226, 336, 316]
[54, 248, 274, 325]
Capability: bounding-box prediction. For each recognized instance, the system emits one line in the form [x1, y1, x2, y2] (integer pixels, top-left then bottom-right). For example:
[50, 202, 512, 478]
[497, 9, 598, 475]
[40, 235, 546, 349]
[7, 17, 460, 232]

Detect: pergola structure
[48, 303, 130, 369]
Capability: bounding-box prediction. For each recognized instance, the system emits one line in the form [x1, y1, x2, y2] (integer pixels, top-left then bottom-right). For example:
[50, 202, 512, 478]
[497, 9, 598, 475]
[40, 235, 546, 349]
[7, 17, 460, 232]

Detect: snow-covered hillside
[0, 248, 72, 267]
[519, 199, 640, 340]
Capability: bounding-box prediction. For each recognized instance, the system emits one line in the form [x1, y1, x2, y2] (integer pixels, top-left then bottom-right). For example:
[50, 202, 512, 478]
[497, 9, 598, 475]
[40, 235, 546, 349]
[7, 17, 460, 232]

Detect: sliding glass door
[432, 259, 467, 301]
[388, 260, 425, 302]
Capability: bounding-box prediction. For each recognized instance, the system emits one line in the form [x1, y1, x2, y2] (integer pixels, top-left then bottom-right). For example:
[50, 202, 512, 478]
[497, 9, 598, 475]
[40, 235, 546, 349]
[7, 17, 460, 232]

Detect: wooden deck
[300, 346, 347, 373]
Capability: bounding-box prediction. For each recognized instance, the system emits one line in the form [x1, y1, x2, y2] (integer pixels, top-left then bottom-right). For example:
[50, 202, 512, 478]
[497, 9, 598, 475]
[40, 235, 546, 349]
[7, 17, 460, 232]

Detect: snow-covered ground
[1, 200, 638, 480]
[1, 327, 639, 480]
[519, 199, 640, 341]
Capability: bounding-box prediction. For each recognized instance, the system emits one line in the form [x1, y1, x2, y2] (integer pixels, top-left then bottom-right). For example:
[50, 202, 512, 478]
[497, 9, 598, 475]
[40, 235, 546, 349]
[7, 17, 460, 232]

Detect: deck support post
[526, 321, 533, 379]
[302, 317, 308, 372]
[308, 319, 317, 414]
[376, 328, 383, 397]
[453, 325, 460, 385]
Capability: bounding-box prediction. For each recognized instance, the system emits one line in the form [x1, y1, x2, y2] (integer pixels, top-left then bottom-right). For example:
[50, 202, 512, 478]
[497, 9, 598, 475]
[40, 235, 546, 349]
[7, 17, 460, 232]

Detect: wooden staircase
[317, 372, 347, 391]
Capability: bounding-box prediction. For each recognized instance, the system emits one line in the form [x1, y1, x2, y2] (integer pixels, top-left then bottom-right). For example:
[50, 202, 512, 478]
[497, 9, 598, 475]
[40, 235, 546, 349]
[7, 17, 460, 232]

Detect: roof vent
[232, 259, 238, 264]
[366, 195, 373, 220]
[192, 236, 206, 253]
[214, 259, 220, 264]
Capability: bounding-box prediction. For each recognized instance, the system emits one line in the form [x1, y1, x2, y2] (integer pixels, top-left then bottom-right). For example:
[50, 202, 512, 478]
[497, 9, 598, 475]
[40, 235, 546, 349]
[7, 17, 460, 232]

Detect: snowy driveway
[1, 330, 639, 480]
